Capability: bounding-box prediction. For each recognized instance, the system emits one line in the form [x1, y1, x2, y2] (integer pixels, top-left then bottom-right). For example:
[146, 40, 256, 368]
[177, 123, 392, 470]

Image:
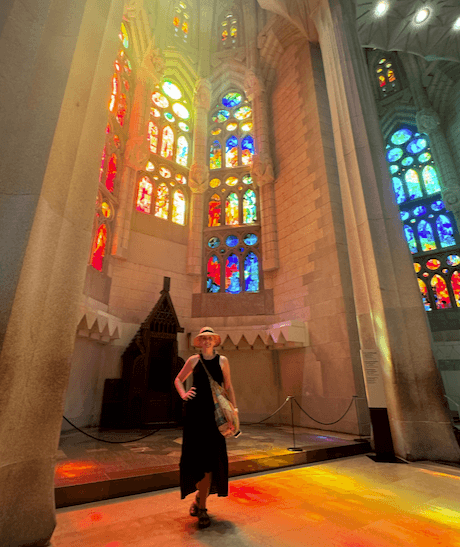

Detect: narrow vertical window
[244, 252, 259, 292]
[225, 254, 240, 293]
[172, 189, 186, 225]
[136, 176, 154, 214]
[451, 271, 460, 307]
[404, 225, 418, 254]
[226, 193, 239, 225]
[210, 140, 222, 169]
[243, 189, 257, 224]
[207, 255, 221, 292]
[161, 126, 174, 160]
[431, 275, 452, 309]
[437, 215, 455, 248]
[148, 121, 158, 154]
[418, 220, 436, 251]
[208, 194, 221, 227]
[418, 279, 432, 311]
[422, 165, 441, 195]
[155, 183, 170, 219]
[405, 169, 423, 200]
[105, 154, 117, 192]
[226, 136, 238, 167]
[241, 135, 254, 166]
[91, 225, 107, 271]
[176, 135, 188, 166]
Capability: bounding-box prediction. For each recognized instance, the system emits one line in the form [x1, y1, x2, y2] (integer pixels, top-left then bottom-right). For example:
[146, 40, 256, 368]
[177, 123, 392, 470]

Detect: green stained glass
[164, 112, 175, 122]
[418, 152, 431, 163]
[407, 138, 427, 154]
[387, 148, 403, 162]
[222, 93, 242, 108]
[234, 105, 252, 120]
[391, 128, 412, 145]
[401, 157, 413, 166]
[242, 174, 253, 185]
[422, 165, 441, 195]
[404, 225, 417, 254]
[392, 177, 406, 204]
[212, 110, 230, 123]
[389, 165, 399, 174]
[405, 169, 423, 200]
[243, 189, 257, 224]
[178, 122, 189, 132]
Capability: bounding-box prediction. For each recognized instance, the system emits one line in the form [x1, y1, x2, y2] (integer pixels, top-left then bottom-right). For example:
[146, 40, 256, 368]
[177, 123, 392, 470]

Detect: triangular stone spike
[110, 326, 121, 340]
[237, 335, 251, 350]
[274, 331, 287, 348]
[243, 331, 259, 346]
[221, 335, 237, 351]
[252, 335, 267, 350]
[228, 331, 245, 346]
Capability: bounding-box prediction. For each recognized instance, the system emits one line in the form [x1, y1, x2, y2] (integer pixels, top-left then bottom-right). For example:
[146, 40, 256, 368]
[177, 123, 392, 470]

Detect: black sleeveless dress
[179, 354, 228, 499]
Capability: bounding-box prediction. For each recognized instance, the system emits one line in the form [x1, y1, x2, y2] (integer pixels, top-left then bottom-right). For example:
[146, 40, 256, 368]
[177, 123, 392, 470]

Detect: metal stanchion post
[287, 396, 303, 452]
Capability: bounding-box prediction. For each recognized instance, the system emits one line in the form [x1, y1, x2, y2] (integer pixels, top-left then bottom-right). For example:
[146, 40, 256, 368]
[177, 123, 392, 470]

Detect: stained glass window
[136, 176, 154, 214]
[91, 224, 107, 272]
[173, 1, 190, 42]
[148, 121, 158, 154]
[241, 135, 255, 166]
[418, 279, 432, 311]
[452, 271, 460, 307]
[404, 225, 418, 254]
[226, 193, 239, 225]
[220, 11, 239, 49]
[105, 153, 117, 192]
[431, 275, 452, 309]
[208, 194, 221, 227]
[176, 136, 188, 166]
[116, 94, 127, 126]
[207, 256, 221, 292]
[243, 190, 257, 224]
[244, 253, 259, 292]
[437, 215, 455, 247]
[418, 220, 436, 252]
[225, 254, 240, 293]
[210, 140, 222, 169]
[226, 136, 238, 168]
[422, 165, 441, 194]
[155, 183, 169, 219]
[172, 190, 186, 225]
[375, 55, 400, 97]
[161, 126, 174, 159]
[405, 169, 423, 200]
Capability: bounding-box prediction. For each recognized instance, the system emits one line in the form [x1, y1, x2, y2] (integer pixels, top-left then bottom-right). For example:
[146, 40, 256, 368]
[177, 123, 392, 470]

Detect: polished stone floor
[53, 455, 460, 547]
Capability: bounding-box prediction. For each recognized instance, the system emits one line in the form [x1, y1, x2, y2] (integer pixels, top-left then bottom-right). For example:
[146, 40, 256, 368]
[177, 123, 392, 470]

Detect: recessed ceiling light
[415, 8, 430, 24]
[453, 17, 460, 30]
[375, 1, 389, 16]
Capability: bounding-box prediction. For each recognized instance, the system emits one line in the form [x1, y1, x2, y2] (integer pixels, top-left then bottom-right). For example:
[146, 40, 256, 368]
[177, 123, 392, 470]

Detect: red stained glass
[182, 21, 188, 34]
[208, 194, 221, 227]
[136, 176, 153, 213]
[116, 93, 127, 126]
[91, 224, 107, 271]
[418, 279, 431, 311]
[452, 271, 460, 307]
[99, 146, 106, 183]
[207, 255, 221, 292]
[173, 16, 180, 27]
[431, 275, 452, 309]
[379, 75, 386, 88]
[105, 153, 117, 192]
[388, 69, 396, 82]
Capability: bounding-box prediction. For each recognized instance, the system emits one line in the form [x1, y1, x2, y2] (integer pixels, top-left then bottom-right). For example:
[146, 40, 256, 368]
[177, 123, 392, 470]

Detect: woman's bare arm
[174, 355, 200, 400]
[221, 355, 237, 409]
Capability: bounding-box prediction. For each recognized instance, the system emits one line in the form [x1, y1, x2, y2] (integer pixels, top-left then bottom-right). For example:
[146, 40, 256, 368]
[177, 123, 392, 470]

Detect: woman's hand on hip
[183, 387, 196, 401]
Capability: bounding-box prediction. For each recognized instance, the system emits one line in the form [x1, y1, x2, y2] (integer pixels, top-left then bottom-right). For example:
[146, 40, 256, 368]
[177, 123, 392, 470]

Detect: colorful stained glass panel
[172, 103, 190, 119]
[176, 136, 188, 167]
[226, 235, 239, 247]
[159, 167, 171, 178]
[225, 254, 240, 293]
[407, 138, 427, 154]
[210, 140, 222, 169]
[392, 177, 406, 204]
[210, 178, 220, 188]
[400, 211, 410, 221]
[242, 174, 253, 185]
[401, 157, 414, 166]
[148, 121, 158, 154]
[207, 255, 221, 293]
[413, 206, 426, 216]
[422, 166, 441, 194]
[405, 170, 423, 200]
[418, 279, 432, 311]
[431, 200, 445, 212]
[155, 183, 169, 219]
[419, 152, 431, 163]
[241, 122, 253, 132]
[426, 259, 441, 270]
[226, 136, 238, 168]
[208, 237, 220, 249]
[225, 176, 238, 186]
[162, 81, 182, 100]
[151, 92, 169, 109]
[244, 253, 259, 292]
[452, 271, 460, 307]
[418, 220, 436, 251]
[234, 105, 252, 120]
[437, 215, 456, 247]
[106, 154, 117, 192]
[225, 193, 239, 225]
[391, 128, 412, 145]
[431, 274, 452, 309]
[91, 224, 107, 272]
[172, 190, 185, 225]
[179, 122, 189, 132]
[136, 176, 153, 213]
[161, 126, 174, 159]
[243, 189, 257, 224]
[241, 135, 255, 166]
[447, 255, 460, 266]
[244, 233, 258, 245]
[387, 148, 403, 162]
[208, 194, 221, 227]
[222, 93, 242, 108]
[404, 225, 417, 253]
[212, 110, 230, 123]
[226, 123, 238, 131]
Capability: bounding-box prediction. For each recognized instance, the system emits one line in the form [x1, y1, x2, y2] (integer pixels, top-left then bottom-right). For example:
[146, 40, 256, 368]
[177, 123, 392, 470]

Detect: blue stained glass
[406, 138, 427, 154]
[402, 157, 414, 166]
[212, 109, 230, 123]
[226, 235, 239, 247]
[405, 169, 423, 200]
[391, 128, 412, 145]
[392, 177, 406, 204]
[419, 152, 431, 163]
[243, 189, 257, 224]
[431, 200, 445, 212]
[222, 92, 242, 108]
[387, 148, 403, 162]
[422, 165, 441, 195]
[208, 237, 220, 248]
[447, 255, 460, 266]
[437, 215, 456, 247]
[207, 255, 221, 293]
[400, 211, 410, 221]
[418, 220, 437, 252]
[225, 254, 240, 293]
[389, 165, 399, 174]
[244, 233, 258, 245]
[244, 252, 259, 292]
[404, 225, 417, 254]
[241, 135, 255, 154]
[413, 206, 426, 217]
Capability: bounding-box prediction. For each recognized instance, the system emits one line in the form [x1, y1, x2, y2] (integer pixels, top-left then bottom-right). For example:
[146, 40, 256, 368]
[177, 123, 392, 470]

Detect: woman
[174, 326, 238, 528]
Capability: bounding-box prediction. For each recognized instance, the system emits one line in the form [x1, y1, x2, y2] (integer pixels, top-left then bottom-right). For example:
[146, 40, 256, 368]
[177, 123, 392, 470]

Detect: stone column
[245, 68, 279, 271]
[310, 0, 460, 460]
[187, 78, 211, 277]
[0, 0, 125, 545]
[400, 53, 460, 229]
[112, 43, 164, 259]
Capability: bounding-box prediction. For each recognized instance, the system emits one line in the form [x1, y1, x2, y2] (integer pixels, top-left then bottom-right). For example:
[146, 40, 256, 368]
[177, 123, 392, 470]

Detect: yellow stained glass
[172, 190, 186, 225]
[155, 183, 169, 219]
[210, 178, 220, 188]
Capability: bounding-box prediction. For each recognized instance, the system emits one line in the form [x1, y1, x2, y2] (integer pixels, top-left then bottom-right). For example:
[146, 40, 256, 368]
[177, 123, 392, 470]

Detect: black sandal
[197, 508, 210, 528]
[189, 494, 200, 517]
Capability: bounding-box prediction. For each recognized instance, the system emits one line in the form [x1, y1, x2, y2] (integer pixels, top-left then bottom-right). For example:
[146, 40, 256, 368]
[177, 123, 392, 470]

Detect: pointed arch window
[207, 255, 221, 293]
[155, 183, 170, 219]
[161, 126, 174, 159]
[204, 89, 261, 296]
[172, 189, 186, 225]
[136, 176, 154, 214]
[91, 224, 107, 272]
[219, 6, 241, 49]
[148, 121, 159, 154]
[375, 54, 401, 97]
[173, 1, 190, 42]
[385, 124, 460, 310]
[176, 135, 188, 166]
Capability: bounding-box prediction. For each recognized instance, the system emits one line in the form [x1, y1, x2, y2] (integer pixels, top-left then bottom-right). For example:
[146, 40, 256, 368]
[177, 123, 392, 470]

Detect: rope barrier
[240, 396, 292, 425]
[62, 416, 160, 444]
[293, 396, 356, 426]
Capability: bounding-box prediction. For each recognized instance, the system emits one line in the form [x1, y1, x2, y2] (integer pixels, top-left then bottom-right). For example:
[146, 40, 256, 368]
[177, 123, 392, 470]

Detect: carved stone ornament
[138, 38, 165, 83]
[416, 108, 441, 135]
[189, 162, 209, 194]
[251, 154, 274, 187]
[244, 67, 264, 101]
[124, 136, 149, 170]
[441, 187, 460, 210]
[194, 78, 212, 111]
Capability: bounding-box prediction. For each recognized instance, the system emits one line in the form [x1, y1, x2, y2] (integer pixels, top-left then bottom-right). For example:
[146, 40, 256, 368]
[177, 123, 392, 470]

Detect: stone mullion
[245, 68, 279, 271]
[312, 0, 460, 460]
[187, 79, 211, 276]
[400, 53, 460, 233]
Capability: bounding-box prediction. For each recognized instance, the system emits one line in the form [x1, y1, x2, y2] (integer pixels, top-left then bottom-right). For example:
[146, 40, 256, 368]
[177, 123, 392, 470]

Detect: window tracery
[218, 6, 240, 49]
[173, 1, 190, 43]
[386, 125, 460, 310]
[376, 53, 401, 97]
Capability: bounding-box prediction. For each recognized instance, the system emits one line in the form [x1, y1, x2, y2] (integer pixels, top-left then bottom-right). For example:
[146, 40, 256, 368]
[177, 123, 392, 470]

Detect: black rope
[62, 416, 160, 444]
[240, 396, 292, 425]
[293, 396, 356, 426]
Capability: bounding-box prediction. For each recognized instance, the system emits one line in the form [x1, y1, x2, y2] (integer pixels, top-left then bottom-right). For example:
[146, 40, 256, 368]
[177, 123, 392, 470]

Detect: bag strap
[198, 355, 214, 383]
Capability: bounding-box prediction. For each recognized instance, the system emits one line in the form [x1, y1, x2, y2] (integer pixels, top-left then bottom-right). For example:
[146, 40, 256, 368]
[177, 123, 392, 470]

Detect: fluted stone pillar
[187, 78, 211, 277]
[245, 68, 279, 271]
[400, 53, 460, 230]
[0, 0, 125, 545]
[310, 0, 460, 460]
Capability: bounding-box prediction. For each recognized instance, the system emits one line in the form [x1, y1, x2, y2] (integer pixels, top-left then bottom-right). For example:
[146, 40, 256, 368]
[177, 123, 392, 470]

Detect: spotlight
[453, 17, 460, 30]
[414, 8, 430, 24]
[375, 1, 389, 16]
